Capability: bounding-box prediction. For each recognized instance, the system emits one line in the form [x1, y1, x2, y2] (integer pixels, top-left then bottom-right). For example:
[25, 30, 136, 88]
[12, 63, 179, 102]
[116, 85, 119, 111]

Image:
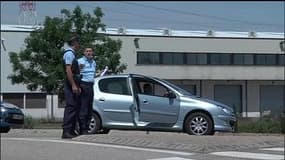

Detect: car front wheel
[185, 112, 214, 135]
[88, 113, 101, 134]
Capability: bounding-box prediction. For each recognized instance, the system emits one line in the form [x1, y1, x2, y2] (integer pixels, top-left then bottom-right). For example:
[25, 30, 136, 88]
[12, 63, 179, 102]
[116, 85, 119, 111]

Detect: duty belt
[80, 81, 94, 86]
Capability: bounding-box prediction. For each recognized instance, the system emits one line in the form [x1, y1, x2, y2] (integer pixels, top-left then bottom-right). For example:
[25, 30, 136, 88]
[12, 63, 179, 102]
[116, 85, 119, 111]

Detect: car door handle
[99, 98, 105, 102]
[143, 99, 149, 104]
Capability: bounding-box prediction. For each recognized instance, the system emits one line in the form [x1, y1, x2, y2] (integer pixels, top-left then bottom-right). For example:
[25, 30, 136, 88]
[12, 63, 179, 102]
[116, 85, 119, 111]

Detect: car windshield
[154, 78, 193, 96]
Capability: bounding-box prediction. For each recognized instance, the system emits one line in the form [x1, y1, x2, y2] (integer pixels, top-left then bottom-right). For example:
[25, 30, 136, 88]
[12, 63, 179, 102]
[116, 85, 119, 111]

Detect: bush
[23, 116, 62, 129]
[23, 115, 39, 129]
[237, 116, 284, 133]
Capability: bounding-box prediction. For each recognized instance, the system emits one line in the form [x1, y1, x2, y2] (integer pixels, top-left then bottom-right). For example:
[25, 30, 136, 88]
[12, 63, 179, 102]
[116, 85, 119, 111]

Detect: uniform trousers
[79, 81, 94, 132]
[62, 81, 81, 134]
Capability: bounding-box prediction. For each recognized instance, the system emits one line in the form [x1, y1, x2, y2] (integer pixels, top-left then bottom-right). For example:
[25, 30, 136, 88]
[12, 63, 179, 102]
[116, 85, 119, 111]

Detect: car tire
[0, 127, 11, 133]
[88, 113, 101, 134]
[98, 128, 110, 134]
[184, 112, 214, 135]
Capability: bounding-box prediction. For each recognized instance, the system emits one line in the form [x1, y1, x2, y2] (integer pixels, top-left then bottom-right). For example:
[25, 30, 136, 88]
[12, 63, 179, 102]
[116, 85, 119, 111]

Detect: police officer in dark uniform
[62, 35, 81, 139]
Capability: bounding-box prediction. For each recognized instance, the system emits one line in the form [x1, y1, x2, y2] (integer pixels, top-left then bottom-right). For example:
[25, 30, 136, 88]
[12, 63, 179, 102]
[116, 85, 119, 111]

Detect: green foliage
[23, 116, 62, 129]
[23, 115, 39, 129]
[237, 117, 284, 133]
[8, 6, 127, 97]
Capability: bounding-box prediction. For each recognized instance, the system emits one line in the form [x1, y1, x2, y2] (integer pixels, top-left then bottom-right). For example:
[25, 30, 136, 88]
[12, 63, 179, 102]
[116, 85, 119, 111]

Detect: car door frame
[130, 75, 180, 126]
[94, 76, 134, 127]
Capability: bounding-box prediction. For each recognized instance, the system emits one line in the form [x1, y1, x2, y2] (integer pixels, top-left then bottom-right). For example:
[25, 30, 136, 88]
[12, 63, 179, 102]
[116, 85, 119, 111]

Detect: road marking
[147, 157, 193, 160]
[260, 147, 284, 152]
[2, 138, 193, 156]
[210, 151, 284, 160]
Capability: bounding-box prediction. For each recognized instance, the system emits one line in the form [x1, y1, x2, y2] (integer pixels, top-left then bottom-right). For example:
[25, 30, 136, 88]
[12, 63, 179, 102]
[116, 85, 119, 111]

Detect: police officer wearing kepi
[77, 47, 96, 135]
[62, 35, 81, 139]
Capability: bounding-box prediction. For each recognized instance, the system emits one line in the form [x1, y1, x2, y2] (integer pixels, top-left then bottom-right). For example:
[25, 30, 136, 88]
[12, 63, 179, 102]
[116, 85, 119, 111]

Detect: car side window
[153, 83, 169, 97]
[99, 77, 131, 95]
[135, 77, 169, 97]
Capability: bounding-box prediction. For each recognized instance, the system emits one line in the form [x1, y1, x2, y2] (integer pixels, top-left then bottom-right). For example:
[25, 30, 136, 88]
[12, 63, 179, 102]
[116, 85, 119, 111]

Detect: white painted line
[147, 157, 193, 160]
[2, 138, 193, 156]
[210, 151, 284, 160]
[260, 148, 284, 152]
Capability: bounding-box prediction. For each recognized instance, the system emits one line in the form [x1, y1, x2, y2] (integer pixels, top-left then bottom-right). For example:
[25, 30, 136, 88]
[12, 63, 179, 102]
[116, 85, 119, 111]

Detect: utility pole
[18, 1, 38, 26]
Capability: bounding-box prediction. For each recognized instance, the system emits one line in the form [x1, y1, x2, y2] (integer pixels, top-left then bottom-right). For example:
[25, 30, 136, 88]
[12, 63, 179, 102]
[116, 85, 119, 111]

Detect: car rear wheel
[88, 113, 101, 134]
[98, 128, 110, 134]
[185, 112, 214, 135]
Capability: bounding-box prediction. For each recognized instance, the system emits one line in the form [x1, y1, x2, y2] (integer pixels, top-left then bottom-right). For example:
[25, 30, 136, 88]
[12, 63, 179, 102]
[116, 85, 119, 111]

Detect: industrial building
[1, 24, 284, 119]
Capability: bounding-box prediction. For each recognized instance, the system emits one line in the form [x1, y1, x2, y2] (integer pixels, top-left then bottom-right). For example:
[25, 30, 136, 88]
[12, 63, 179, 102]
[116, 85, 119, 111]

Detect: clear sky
[1, 1, 284, 32]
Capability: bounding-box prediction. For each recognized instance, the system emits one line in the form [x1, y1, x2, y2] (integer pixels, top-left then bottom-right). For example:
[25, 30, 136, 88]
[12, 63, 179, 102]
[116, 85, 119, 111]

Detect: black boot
[62, 131, 77, 139]
[79, 130, 90, 135]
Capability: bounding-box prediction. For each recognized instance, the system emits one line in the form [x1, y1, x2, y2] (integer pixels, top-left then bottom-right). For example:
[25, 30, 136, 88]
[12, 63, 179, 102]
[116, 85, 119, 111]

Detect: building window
[161, 53, 173, 65]
[137, 51, 282, 66]
[214, 85, 242, 114]
[159, 52, 184, 65]
[260, 85, 285, 117]
[256, 54, 277, 65]
[233, 54, 254, 65]
[137, 52, 159, 64]
[26, 93, 46, 108]
[186, 54, 207, 65]
[278, 54, 285, 66]
[209, 54, 231, 65]
[173, 53, 184, 65]
[2, 93, 24, 108]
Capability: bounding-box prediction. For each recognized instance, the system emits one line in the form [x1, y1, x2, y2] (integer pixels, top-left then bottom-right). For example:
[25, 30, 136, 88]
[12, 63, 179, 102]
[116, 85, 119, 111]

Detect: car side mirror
[166, 91, 176, 99]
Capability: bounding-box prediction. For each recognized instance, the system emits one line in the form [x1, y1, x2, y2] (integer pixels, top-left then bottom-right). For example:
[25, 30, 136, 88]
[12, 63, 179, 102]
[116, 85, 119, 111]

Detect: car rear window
[98, 77, 131, 95]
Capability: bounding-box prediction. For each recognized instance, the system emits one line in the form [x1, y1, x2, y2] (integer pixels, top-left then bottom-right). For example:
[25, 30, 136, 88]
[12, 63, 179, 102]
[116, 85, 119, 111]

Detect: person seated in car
[143, 83, 153, 95]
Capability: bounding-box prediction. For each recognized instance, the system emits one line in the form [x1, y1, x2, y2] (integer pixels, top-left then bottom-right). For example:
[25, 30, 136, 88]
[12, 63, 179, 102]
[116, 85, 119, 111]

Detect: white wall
[1, 30, 284, 119]
[22, 95, 64, 120]
[1, 32, 36, 92]
[110, 36, 284, 80]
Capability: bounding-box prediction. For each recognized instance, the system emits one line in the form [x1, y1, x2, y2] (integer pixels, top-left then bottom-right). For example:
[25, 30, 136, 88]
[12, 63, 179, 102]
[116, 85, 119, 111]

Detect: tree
[8, 6, 127, 97]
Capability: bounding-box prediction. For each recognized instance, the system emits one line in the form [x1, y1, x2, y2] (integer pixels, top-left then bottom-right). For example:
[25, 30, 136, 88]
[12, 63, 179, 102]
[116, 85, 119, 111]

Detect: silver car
[88, 74, 236, 135]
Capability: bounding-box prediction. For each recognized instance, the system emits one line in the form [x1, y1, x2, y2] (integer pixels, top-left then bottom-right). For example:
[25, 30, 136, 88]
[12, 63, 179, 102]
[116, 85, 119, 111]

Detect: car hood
[183, 95, 234, 112]
[1, 102, 22, 110]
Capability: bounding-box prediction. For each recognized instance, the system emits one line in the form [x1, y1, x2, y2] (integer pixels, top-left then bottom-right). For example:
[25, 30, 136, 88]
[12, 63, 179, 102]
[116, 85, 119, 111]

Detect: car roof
[95, 73, 186, 96]
[95, 73, 156, 80]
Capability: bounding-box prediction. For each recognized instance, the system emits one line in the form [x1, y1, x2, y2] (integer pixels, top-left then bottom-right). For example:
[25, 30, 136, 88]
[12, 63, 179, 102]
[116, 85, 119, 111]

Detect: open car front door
[128, 74, 140, 127]
[128, 74, 180, 128]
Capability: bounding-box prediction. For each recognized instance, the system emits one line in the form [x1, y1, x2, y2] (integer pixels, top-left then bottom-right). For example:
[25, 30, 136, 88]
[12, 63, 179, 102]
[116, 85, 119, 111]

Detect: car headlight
[218, 106, 231, 114]
[1, 107, 7, 112]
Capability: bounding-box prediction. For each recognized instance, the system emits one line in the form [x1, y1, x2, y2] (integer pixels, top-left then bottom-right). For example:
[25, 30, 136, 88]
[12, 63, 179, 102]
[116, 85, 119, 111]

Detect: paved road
[1, 129, 284, 160]
[1, 137, 194, 160]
